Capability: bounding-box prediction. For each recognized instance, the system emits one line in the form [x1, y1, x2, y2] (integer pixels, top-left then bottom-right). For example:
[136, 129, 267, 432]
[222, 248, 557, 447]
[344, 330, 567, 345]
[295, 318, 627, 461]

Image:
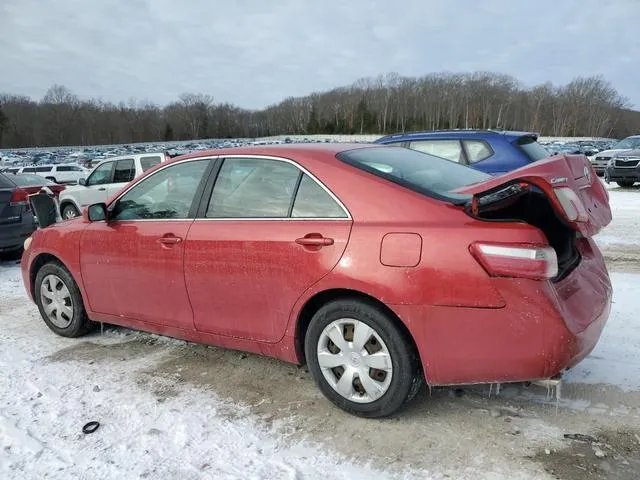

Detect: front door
[184, 157, 352, 343]
[79, 158, 211, 329]
[79, 161, 115, 209]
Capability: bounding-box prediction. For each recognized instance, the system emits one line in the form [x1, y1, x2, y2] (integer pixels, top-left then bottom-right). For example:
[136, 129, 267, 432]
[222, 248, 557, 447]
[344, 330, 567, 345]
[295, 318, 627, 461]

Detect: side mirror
[87, 203, 108, 222]
[78, 178, 86, 186]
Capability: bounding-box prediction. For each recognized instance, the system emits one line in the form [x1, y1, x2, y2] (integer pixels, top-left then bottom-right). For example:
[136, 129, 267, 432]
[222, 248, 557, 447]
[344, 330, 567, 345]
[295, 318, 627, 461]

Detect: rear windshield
[0, 173, 16, 188]
[336, 146, 490, 204]
[9, 174, 45, 186]
[515, 136, 550, 162]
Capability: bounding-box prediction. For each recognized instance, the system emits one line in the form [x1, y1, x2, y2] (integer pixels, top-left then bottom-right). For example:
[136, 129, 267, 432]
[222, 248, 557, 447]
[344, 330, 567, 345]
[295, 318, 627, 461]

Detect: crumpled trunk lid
[455, 154, 611, 237]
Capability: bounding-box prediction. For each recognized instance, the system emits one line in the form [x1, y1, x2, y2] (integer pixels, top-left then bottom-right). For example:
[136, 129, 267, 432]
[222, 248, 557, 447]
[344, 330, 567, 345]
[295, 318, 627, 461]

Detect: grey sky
[1, 0, 638, 109]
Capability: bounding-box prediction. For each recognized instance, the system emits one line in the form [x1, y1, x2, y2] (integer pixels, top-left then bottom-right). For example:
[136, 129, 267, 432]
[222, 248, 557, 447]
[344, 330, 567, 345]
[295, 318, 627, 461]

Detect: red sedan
[21, 144, 612, 417]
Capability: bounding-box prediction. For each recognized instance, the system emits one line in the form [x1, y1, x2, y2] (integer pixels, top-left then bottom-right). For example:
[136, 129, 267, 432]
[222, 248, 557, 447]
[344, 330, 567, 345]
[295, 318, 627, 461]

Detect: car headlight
[607, 158, 615, 167]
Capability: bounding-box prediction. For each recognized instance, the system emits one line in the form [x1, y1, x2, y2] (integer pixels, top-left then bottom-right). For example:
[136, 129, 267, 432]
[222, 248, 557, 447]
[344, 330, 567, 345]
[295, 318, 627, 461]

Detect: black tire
[617, 180, 635, 188]
[61, 203, 80, 219]
[305, 299, 423, 418]
[34, 262, 95, 337]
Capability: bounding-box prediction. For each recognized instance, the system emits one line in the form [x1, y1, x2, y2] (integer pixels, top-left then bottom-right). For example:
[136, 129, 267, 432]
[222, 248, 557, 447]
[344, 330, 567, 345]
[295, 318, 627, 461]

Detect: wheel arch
[29, 252, 68, 298]
[294, 288, 422, 370]
[59, 198, 81, 213]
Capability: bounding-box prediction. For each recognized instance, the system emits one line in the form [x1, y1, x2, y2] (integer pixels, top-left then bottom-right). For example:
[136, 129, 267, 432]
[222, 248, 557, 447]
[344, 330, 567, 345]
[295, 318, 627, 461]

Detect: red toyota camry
[21, 144, 612, 417]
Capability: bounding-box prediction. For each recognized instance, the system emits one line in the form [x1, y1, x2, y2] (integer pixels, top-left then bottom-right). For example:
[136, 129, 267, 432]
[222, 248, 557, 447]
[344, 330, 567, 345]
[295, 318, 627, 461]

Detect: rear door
[456, 154, 611, 237]
[184, 156, 352, 342]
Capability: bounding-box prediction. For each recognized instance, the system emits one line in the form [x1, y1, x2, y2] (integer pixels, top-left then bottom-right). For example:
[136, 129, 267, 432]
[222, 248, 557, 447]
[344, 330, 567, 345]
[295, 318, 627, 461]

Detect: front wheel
[305, 299, 422, 418]
[61, 203, 80, 219]
[34, 262, 95, 337]
[617, 180, 636, 188]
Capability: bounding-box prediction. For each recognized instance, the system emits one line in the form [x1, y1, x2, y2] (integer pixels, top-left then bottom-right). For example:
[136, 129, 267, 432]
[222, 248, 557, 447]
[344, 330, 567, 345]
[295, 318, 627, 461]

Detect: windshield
[515, 136, 550, 162]
[336, 146, 490, 204]
[612, 137, 640, 150]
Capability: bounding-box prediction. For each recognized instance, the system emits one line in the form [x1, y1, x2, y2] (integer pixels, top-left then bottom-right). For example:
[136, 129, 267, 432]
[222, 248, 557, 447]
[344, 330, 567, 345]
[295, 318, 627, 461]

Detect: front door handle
[98, 187, 106, 191]
[157, 235, 183, 246]
[295, 235, 334, 247]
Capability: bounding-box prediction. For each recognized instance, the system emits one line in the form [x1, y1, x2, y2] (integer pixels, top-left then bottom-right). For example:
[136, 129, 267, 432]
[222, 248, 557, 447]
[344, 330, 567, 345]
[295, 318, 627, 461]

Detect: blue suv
[374, 130, 551, 175]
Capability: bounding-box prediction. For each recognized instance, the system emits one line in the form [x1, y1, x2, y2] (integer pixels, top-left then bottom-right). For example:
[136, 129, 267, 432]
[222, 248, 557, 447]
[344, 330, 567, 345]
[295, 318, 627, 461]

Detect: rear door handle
[295, 236, 334, 247]
[157, 235, 183, 245]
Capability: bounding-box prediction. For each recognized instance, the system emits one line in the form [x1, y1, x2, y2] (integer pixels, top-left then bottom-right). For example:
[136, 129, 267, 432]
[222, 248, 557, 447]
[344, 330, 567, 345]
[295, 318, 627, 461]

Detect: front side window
[111, 159, 209, 220]
[206, 158, 300, 218]
[86, 162, 114, 186]
[22, 167, 36, 173]
[113, 159, 135, 183]
[292, 174, 347, 218]
[140, 156, 162, 172]
[409, 140, 465, 163]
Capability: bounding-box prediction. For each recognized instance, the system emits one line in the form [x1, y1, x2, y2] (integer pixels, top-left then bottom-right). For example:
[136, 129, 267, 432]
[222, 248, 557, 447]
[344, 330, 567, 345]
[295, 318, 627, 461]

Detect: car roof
[172, 142, 379, 162]
[375, 129, 538, 143]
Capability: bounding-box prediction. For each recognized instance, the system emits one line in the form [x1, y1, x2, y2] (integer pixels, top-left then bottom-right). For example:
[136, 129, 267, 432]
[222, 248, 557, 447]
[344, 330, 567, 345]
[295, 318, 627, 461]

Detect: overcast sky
[1, 0, 638, 110]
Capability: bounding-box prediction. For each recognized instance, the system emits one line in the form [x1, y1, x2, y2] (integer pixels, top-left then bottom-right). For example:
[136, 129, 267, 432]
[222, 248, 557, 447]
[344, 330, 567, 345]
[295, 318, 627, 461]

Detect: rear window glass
[516, 136, 550, 162]
[336, 146, 490, 204]
[8, 174, 44, 186]
[0, 173, 16, 188]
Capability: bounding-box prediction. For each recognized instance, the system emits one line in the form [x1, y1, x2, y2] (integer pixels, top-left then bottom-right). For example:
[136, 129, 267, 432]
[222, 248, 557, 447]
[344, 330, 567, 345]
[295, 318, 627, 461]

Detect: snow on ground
[594, 183, 640, 248]
[0, 264, 425, 480]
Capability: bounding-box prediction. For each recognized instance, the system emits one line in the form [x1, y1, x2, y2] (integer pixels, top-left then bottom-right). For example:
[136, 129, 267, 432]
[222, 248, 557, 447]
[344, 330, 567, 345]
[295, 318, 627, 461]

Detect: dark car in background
[0, 173, 38, 254]
[374, 130, 551, 175]
[604, 149, 640, 187]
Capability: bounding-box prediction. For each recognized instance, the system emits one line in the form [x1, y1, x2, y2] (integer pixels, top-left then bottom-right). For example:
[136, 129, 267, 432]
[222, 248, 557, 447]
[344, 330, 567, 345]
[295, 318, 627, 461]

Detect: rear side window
[292, 174, 347, 218]
[516, 136, 550, 162]
[409, 140, 464, 163]
[22, 167, 36, 173]
[36, 166, 53, 172]
[140, 156, 162, 172]
[206, 158, 300, 218]
[464, 140, 493, 163]
[113, 159, 135, 183]
[337, 146, 490, 204]
[56, 166, 82, 172]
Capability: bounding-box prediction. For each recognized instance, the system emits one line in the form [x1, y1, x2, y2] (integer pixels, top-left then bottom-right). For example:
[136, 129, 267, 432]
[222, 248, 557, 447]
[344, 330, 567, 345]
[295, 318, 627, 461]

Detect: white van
[19, 164, 88, 184]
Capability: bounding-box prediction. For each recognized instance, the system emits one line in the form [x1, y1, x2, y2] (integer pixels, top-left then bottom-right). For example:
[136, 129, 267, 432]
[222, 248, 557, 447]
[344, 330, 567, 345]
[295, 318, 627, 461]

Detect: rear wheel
[617, 180, 636, 188]
[61, 203, 80, 219]
[305, 299, 422, 418]
[45, 177, 57, 183]
[34, 262, 95, 337]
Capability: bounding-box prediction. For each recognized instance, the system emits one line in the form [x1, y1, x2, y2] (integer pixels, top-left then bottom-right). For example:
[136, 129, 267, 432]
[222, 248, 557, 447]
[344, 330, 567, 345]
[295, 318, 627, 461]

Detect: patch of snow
[594, 187, 640, 247]
[0, 265, 428, 480]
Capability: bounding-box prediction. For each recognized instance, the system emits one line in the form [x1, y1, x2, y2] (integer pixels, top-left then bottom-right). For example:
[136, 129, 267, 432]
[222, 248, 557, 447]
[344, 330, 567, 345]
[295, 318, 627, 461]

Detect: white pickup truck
[58, 153, 168, 219]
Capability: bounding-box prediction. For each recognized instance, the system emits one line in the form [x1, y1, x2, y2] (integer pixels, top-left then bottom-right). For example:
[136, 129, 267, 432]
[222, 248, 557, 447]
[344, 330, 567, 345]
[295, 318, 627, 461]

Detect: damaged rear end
[456, 154, 613, 381]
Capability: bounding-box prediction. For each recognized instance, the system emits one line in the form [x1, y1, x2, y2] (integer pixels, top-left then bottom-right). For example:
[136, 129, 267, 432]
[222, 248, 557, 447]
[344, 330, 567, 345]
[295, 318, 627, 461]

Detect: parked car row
[1, 164, 88, 184]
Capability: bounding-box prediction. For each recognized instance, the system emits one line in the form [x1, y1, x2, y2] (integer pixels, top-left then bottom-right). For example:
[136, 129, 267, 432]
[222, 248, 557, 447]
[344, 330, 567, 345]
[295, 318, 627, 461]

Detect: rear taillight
[10, 188, 29, 208]
[554, 187, 588, 222]
[470, 242, 558, 281]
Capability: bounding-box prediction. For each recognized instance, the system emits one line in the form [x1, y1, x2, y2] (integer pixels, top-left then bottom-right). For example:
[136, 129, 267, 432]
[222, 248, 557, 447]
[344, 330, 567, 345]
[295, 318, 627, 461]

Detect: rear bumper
[604, 165, 640, 183]
[0, 214, 35, 252]
[393, 238, 612, 386]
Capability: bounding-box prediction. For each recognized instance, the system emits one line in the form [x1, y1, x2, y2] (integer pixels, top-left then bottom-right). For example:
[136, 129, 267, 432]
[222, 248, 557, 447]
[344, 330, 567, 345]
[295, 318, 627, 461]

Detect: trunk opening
[468, 184, 580, 282]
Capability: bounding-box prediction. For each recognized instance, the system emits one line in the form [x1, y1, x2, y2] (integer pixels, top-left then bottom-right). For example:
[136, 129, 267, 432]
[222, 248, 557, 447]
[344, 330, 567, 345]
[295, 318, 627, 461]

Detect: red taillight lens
[470, 242, 558, 281]
[10, 188, 29, 207]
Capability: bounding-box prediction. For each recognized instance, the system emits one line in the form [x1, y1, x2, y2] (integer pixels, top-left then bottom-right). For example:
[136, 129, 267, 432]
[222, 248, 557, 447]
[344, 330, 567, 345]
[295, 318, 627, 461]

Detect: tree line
[1, 72, 639, 149]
